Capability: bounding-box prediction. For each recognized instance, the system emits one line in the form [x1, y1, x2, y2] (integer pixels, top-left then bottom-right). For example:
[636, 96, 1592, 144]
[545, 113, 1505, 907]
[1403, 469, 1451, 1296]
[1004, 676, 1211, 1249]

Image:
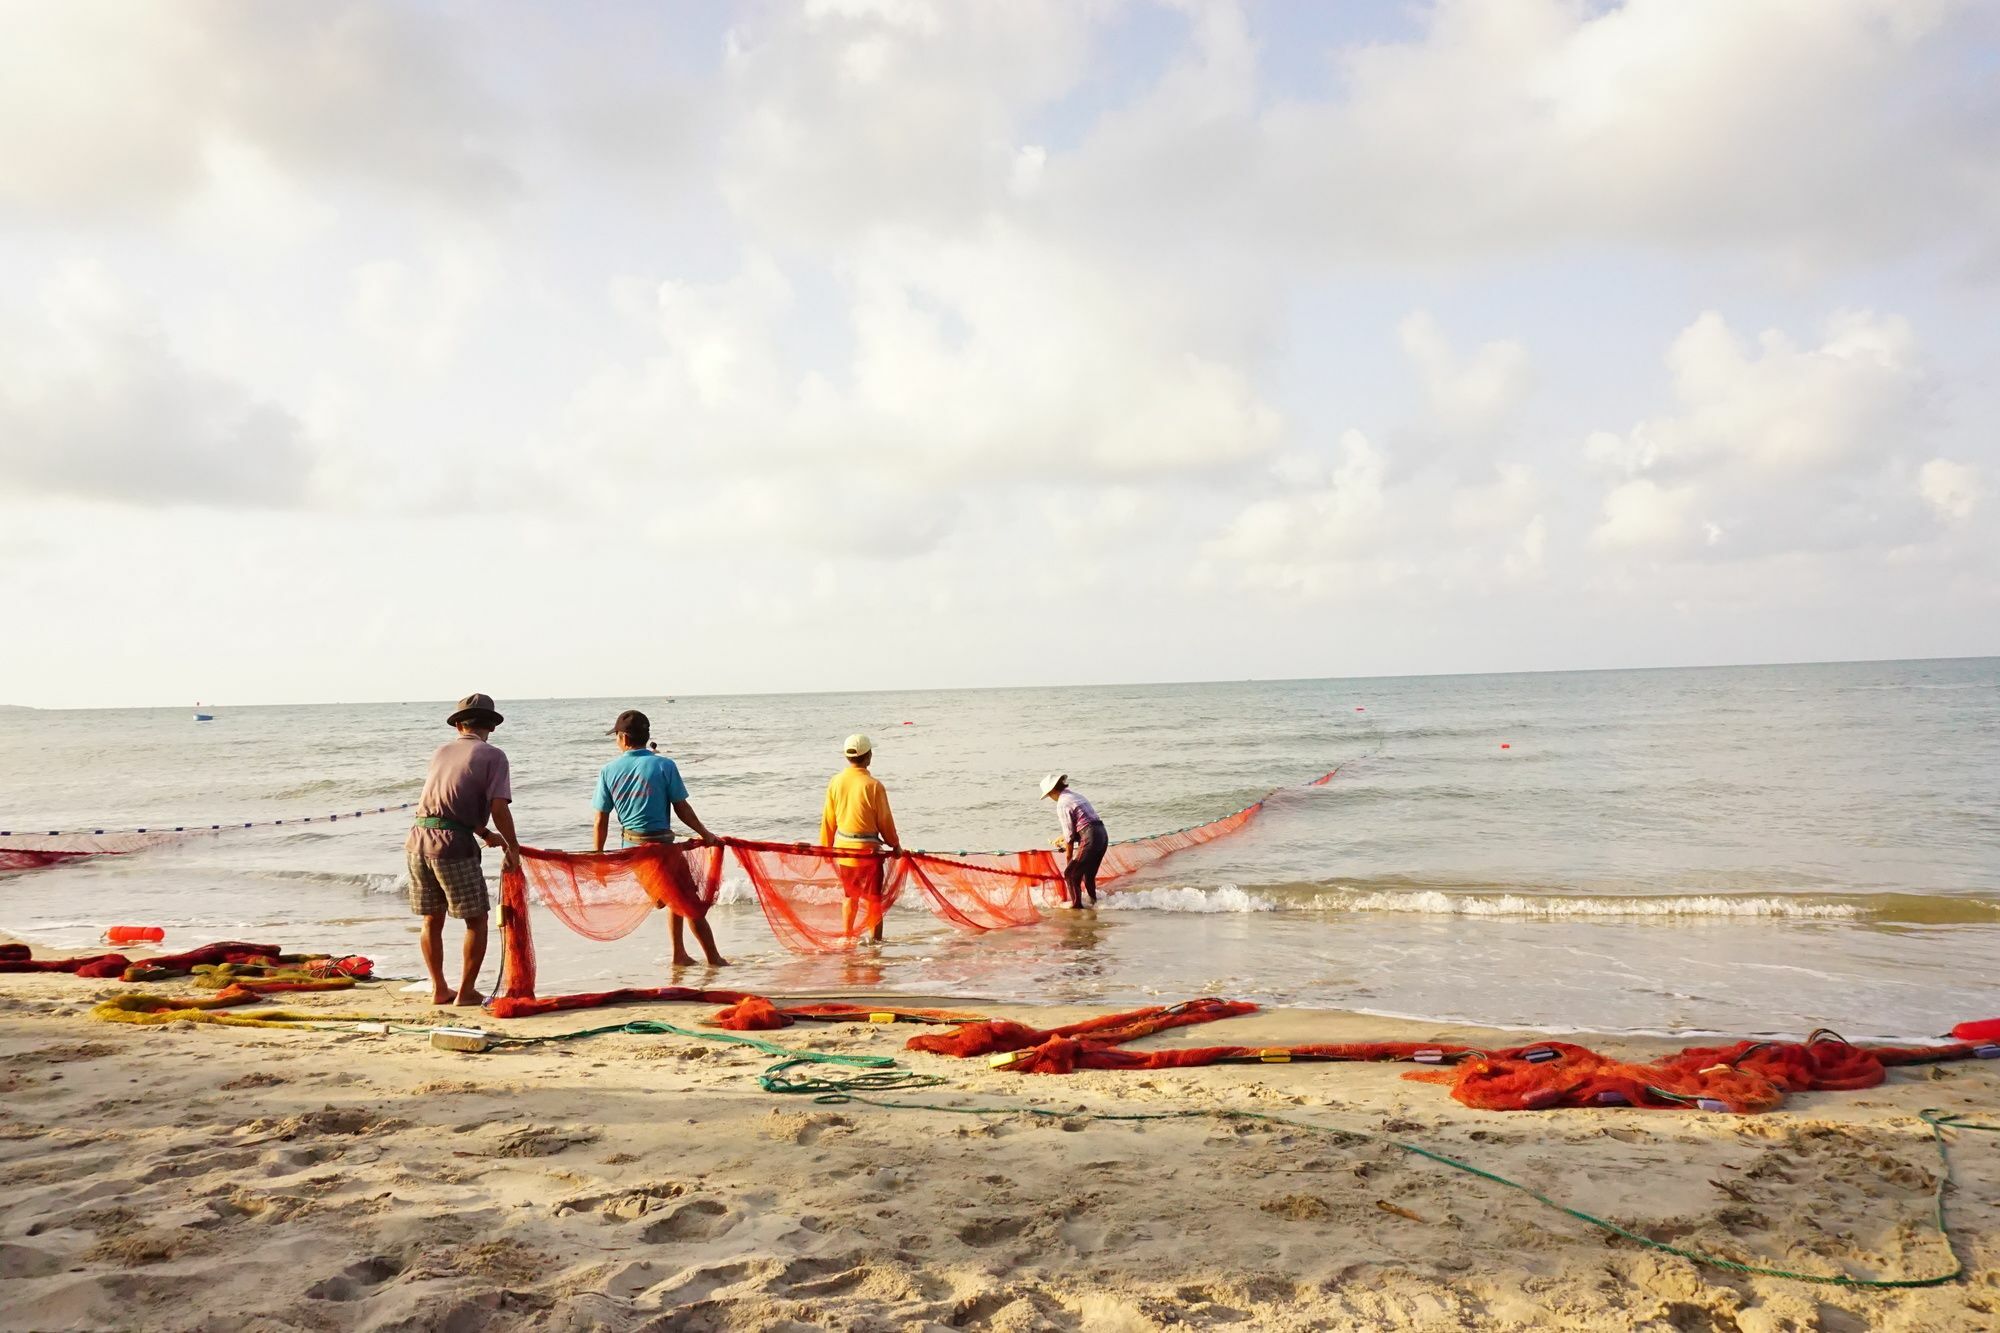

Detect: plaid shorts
[406, 854, 490, 919]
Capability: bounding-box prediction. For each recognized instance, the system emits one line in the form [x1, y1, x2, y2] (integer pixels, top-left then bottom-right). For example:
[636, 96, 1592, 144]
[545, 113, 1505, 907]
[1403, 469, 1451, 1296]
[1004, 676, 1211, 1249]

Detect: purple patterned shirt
[1054, 789, 1100, 841]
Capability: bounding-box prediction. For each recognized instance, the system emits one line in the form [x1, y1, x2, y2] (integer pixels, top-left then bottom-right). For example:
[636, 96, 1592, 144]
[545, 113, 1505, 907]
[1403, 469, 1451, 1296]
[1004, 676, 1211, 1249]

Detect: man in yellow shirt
[819, 733, 901, 943]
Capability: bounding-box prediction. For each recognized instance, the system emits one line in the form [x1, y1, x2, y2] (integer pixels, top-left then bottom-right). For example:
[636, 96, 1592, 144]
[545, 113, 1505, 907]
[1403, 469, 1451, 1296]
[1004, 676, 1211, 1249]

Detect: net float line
[0, 802, 420, 873]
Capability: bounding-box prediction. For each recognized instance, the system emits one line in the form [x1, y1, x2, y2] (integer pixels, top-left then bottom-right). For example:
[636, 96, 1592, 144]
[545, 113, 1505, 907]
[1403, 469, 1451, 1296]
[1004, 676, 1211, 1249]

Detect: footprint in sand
[956, 1215, 1029, 1247]
[638, 1198, 736, 1242]
[304, 1255, 404, 1302]
[0, 1243, 64, 1280]
[641, 1258, 756, 1305]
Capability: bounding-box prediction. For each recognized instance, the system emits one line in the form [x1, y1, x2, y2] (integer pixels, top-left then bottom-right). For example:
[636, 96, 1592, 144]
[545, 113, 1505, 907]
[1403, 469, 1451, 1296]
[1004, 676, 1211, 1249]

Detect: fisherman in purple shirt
[1040, 772, 1107, 908]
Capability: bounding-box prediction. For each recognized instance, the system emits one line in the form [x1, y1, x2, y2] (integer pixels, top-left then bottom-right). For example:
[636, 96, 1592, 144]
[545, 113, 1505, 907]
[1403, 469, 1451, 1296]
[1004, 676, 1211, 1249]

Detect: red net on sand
[905, 999, 1260, 1057]
[901, 1001, 1990, 1114]
[488, 986, 752, 1019]
[707, 997, 992, 1029]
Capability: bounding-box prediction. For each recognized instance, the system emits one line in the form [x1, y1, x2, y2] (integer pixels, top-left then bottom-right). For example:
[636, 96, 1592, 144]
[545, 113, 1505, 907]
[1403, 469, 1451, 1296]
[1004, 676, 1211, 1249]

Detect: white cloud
[1919, 459, 1983, 522]
[566, 227, 1284, 522]
[1053, 0, 2000, 269]
[1595, 478, 1701, 552]
[0, 1, 518, 217]
[718, 0, 1101, 245]
[1211, 430, 1388, 564]
[347, 239, 501, 370]
[1587, 310, 1947, 556]
[0, 267, 322, 507]
[1399, 311, 1534, 437]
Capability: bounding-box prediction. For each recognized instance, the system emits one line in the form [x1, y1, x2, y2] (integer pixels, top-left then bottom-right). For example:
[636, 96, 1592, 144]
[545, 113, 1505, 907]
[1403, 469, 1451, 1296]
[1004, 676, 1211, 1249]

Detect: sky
[1, 0, 1996, 708]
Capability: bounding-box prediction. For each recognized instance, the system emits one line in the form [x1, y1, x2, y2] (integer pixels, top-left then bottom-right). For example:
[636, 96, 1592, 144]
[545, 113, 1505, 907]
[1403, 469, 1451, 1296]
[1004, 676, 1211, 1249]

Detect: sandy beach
[3, 953, 1997, 1332]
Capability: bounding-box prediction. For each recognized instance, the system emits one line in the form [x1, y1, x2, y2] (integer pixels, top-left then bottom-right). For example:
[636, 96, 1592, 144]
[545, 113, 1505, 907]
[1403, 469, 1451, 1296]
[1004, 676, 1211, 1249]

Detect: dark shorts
[1065, 820, 1108, 898]
[407, 854, 489, 919]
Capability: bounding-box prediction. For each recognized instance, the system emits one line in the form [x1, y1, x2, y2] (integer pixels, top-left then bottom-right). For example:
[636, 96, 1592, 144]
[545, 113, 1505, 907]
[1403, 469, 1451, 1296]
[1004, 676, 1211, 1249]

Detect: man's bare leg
[420, 914, 452, 1004]
[688, 916, 729, 966]
[669, 915, 698, 967]
[454, 915, 488, 1006]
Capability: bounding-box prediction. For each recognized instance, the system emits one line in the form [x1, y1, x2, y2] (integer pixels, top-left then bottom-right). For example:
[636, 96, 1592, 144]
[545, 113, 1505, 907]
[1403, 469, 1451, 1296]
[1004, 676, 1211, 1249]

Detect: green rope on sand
[758, 1056, 948, 1096]
[796, 1093, 1991, 1291]
[495, 1018, 900, 1069]
[497, 1017, 950, 1094]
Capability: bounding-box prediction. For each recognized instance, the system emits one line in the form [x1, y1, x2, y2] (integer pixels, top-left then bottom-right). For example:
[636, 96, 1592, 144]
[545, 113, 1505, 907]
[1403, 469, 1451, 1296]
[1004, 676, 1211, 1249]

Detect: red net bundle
[1418, 1032, 1989, 1113]
[0, 943, 132, 976]
[708, 997, 994, 1030]
[488, 986, 753, 1019]
[902, 999, 1988, 1114]
[906, 998, 1259, 1057]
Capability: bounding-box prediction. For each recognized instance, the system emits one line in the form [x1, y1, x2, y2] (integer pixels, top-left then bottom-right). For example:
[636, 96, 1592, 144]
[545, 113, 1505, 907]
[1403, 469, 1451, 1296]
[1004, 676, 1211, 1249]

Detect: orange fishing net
[518, 843, 725, 940]
[496, 769, 1344, 1002]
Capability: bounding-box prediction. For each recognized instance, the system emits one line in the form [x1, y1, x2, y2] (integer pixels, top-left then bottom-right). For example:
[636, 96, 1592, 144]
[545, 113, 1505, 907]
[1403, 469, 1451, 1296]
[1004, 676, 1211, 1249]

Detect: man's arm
[489, 797, 522, 873]
[672, 799, 720, 846]
[818, 784, 837, 846]
[591, 810, 611, 854]
[877, 789, 901, 853]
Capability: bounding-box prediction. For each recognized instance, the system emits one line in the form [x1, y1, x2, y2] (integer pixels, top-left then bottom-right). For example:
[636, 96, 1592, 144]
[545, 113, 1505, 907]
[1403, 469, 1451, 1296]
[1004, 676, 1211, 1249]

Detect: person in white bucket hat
[820, 733, 901, 943]
[1040, 772, 1107, 908]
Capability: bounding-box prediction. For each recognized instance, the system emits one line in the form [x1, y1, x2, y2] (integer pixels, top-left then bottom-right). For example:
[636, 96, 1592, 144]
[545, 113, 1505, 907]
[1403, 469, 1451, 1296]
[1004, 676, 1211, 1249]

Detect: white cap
[843, 733, 873, 757]
[1039, 771, 1067, 797]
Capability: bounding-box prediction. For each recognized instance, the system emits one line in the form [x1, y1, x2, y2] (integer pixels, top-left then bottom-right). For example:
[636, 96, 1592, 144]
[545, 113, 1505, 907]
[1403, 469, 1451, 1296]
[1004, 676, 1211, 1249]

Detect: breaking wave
[1082, 882, 1997, 923]
[1311, 890, 1861, 920]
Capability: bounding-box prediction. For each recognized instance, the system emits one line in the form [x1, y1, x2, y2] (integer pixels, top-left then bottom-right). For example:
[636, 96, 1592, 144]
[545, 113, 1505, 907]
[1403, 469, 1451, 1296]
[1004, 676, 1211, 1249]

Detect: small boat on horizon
[194, 701, 213, 722]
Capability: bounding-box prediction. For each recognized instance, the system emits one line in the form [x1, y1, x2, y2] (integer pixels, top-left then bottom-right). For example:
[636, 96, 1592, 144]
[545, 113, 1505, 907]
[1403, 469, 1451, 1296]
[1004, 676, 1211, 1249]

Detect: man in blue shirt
[591, 709, 729, 967]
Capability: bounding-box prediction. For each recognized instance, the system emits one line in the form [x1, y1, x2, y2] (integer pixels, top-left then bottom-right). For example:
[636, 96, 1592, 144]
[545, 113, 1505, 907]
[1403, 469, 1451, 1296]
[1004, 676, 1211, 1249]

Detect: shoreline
[2, 969, 1996, 1330]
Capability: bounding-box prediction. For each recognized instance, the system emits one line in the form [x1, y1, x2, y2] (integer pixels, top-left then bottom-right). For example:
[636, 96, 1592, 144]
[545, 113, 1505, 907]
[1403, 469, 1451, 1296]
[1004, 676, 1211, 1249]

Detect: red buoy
[103, 925, 165, 944]
[1500, 743, 1511, 750]
[1952, 1017, 2000, 1042]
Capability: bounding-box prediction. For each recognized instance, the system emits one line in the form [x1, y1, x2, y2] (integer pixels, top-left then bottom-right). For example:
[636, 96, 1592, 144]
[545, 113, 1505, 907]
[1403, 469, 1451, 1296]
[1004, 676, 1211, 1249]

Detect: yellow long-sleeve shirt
[819, 765, 900, 849]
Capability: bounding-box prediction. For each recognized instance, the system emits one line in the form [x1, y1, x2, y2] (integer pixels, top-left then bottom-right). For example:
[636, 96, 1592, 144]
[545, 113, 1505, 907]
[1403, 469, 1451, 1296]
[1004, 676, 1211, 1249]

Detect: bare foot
[453, 988, 485, 1007]
[702, 955, 731, 967]
[670, 954, 698, 967]
[431, 988, 455, 1005]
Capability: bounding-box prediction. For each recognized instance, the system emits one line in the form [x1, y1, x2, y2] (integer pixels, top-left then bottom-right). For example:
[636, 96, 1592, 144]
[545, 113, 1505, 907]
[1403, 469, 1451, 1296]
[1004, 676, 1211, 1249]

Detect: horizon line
[5, 651, 1993, 713]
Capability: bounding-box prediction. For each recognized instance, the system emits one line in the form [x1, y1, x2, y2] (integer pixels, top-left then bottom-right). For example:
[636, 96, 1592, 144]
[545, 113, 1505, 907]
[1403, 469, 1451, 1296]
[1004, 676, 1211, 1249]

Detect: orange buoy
[103, 925, 165, 944]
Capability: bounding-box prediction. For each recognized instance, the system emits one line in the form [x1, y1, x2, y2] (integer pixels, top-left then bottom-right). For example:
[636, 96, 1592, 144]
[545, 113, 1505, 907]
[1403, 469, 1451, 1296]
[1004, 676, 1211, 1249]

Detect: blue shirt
[593, 750, 690, 835]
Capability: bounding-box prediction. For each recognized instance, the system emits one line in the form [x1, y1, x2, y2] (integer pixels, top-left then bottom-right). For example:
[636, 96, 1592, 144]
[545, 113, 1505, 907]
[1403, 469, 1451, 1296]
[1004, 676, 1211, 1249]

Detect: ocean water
[2, 658, 1995, 1039]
